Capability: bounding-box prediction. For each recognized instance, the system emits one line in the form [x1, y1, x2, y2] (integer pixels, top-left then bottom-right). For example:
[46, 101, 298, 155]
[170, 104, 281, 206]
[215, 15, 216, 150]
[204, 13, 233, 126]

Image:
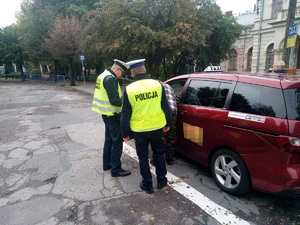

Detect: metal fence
[0, 74, 66, 85]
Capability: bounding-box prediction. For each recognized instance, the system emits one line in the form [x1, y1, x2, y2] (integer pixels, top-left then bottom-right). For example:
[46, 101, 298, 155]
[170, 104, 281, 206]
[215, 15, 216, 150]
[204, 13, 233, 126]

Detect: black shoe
[103, 166, 112, 171]
[140, 182, 154, 194]
[157, 178, 168, 189]
[111, 169, 131, 177]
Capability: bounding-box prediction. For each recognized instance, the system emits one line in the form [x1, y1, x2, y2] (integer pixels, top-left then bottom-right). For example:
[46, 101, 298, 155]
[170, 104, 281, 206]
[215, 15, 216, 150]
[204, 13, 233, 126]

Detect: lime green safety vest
[126, 79, 166, 132]
[91, 71, 121, 116]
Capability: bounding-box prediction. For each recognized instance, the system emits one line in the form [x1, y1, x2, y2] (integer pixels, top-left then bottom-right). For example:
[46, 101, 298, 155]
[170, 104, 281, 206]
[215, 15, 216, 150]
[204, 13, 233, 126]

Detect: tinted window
[168, 79, 187, 101]
[284, 88, 300, 121]
[181, 80, 230, 108]
[212, 82, 231, 108]
[229, 82, 286, 118]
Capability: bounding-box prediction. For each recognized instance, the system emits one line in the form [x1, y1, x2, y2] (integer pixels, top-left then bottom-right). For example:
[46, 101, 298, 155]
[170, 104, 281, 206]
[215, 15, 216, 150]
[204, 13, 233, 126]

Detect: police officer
[121, 59, 171, 194]
[92, 59, 131, 177]
[151, 81, 177, 165]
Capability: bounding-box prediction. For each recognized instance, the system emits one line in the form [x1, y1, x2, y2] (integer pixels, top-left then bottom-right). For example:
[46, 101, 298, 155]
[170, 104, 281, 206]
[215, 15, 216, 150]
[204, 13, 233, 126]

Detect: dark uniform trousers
[102, 114, 122, 174]
[134, 129, 167, 188]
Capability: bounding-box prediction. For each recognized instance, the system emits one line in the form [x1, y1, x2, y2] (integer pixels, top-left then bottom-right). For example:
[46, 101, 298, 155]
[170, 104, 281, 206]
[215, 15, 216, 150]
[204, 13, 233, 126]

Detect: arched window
[247, 47, 253, 71]
[228, 49, 237, 71]
[272, 0, 283, 19]
[265, 44, 274, 70]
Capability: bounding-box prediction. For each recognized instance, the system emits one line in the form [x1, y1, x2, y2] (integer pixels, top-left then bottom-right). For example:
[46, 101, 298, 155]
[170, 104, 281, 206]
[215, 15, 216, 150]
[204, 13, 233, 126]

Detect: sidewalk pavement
[68, 80, 96, 95]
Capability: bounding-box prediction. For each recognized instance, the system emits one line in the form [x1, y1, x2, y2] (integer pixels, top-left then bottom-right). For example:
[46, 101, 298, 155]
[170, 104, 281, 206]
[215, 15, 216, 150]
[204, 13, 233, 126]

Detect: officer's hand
[123, 136, 130, 142]
[163, 126, 170, 133]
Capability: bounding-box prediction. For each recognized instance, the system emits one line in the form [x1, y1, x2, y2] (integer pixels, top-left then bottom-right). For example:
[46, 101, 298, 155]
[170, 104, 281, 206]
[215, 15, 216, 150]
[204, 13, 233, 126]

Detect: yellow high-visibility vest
[91, 71, 121, 116]
[127, 79, 166, 132]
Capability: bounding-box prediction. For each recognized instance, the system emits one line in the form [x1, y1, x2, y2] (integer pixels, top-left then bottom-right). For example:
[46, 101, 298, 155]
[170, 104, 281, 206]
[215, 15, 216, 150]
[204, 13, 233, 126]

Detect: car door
[176, 79, 235, 166]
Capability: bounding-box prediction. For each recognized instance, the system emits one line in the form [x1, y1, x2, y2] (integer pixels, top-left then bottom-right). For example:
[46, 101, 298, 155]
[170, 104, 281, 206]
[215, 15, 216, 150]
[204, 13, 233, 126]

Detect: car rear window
[283, 88, 300, 121]
[229, 82, 286, 119]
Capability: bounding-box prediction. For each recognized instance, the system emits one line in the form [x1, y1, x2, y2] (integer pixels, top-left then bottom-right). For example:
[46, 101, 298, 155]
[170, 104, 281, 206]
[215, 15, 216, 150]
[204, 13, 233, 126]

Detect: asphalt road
[0, 81, 299, 225]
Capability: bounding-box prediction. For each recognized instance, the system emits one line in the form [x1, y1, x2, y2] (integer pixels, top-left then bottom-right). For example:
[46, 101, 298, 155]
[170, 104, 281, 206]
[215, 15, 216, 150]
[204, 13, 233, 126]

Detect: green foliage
[1, 0, 243, 81]
[85, 0, 217, 78]
[17, 1, 57, 63]
[83, 0, 241, 78]
[0, 25, 27, 73]
[195, 13, 244, 71]
[67, 4, 88, 19]
[17, 0, 98, 64]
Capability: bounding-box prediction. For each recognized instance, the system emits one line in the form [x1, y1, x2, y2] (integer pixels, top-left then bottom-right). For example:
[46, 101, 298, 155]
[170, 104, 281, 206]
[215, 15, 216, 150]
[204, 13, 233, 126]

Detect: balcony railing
[281, 7, 300, 20]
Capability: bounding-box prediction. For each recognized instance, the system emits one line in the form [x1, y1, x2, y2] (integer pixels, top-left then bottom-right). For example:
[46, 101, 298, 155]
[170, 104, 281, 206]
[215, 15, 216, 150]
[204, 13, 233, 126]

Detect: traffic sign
[288, 23, 298, 37]
[79, 55, 85, 62]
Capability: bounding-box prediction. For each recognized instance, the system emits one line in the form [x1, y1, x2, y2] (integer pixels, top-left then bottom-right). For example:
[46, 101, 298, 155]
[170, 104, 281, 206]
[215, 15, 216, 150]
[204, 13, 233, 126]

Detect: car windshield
[284, 88, 300, 121]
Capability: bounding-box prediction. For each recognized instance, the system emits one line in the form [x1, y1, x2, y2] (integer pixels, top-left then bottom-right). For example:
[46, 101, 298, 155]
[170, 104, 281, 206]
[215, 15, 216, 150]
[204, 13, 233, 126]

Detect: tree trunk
[54, 60, 61, 75]
[68, 56, 76, 86]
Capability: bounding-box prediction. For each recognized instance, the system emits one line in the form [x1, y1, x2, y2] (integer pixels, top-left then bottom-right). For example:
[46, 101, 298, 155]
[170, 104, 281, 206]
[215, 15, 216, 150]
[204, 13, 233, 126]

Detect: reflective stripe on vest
[91, 71, 121, 116]
[127, 79, 166, 132]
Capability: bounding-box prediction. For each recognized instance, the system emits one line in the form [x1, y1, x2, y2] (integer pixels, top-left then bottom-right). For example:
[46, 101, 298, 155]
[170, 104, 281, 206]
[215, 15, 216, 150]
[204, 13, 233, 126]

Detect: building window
[228, 49, 237, 71]
[265, 44, 274, 70]
[247, 47, 253, 71]
[272, 0, 283, 19]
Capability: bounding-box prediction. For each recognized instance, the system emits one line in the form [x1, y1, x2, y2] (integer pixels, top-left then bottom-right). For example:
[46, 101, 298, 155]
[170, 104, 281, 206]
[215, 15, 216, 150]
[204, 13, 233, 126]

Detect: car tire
[210, 149, 251, 195]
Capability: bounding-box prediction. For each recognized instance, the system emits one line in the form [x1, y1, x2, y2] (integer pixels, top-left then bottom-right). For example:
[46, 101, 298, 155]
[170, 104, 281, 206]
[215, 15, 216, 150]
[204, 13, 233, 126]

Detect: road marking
[123, 143, 250, 225]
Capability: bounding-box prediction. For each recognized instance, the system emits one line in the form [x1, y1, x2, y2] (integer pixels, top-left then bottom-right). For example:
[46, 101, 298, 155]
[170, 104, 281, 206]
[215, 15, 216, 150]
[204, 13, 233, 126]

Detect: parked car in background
[166, 72, 300, 197]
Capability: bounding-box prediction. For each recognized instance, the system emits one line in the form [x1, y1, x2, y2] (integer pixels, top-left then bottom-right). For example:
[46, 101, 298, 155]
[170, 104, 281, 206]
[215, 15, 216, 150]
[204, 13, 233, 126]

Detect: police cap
[127, 59, 145, 69]
[114, 59, 129, 71]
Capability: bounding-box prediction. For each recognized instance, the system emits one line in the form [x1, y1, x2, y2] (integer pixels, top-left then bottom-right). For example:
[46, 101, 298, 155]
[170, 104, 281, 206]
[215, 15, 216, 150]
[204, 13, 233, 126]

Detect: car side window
[211, 82, 231, 108]
[229, 82, 286, 119]
[168, 79, 187, 101]
[182, 80, 223, 107]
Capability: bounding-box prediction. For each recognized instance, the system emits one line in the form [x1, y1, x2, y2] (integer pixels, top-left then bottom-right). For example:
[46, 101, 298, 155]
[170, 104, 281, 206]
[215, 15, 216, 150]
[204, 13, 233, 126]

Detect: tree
[11, 0, 241, 81]
[17, 1, 57, 64]
[17, 0, 98, 77]
[44, 15, 84, 86]
[164, 0, 223, 77]
[195, 13, 243, 71]
[85, 0, 233, 79]
[0, 25, 27, 74]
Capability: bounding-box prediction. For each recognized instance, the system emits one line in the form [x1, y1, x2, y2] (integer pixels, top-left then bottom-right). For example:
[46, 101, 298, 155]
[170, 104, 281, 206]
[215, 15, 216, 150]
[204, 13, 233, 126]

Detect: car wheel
[210, 149, 251, 195]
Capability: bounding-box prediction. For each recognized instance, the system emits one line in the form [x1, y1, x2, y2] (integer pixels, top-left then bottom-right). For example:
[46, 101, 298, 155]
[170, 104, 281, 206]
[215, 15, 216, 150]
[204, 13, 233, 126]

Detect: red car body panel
[177, 105, 228, 166]
[167, 72, 300, 196]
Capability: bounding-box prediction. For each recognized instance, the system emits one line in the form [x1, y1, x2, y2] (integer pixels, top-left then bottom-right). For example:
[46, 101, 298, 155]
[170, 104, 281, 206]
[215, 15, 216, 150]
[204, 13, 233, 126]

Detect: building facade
[221, 0, 300, 73]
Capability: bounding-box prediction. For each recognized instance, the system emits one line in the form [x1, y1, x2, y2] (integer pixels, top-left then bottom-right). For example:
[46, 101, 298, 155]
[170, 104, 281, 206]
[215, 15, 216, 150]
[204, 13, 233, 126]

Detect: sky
[0, 0, 22, 28]
[0, 0, 257, 28]
[216, 0, 257, 14]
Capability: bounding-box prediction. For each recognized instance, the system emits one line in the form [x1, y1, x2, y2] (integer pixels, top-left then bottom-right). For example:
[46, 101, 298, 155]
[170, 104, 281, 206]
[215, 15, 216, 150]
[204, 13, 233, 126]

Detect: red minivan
[166, 72, 300, 197]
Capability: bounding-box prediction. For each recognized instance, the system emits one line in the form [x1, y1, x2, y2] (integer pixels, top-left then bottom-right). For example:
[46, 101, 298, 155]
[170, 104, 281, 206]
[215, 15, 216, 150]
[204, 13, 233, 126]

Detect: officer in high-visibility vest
[121, 59, 171, 194]
[92, 59, 131, 177]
